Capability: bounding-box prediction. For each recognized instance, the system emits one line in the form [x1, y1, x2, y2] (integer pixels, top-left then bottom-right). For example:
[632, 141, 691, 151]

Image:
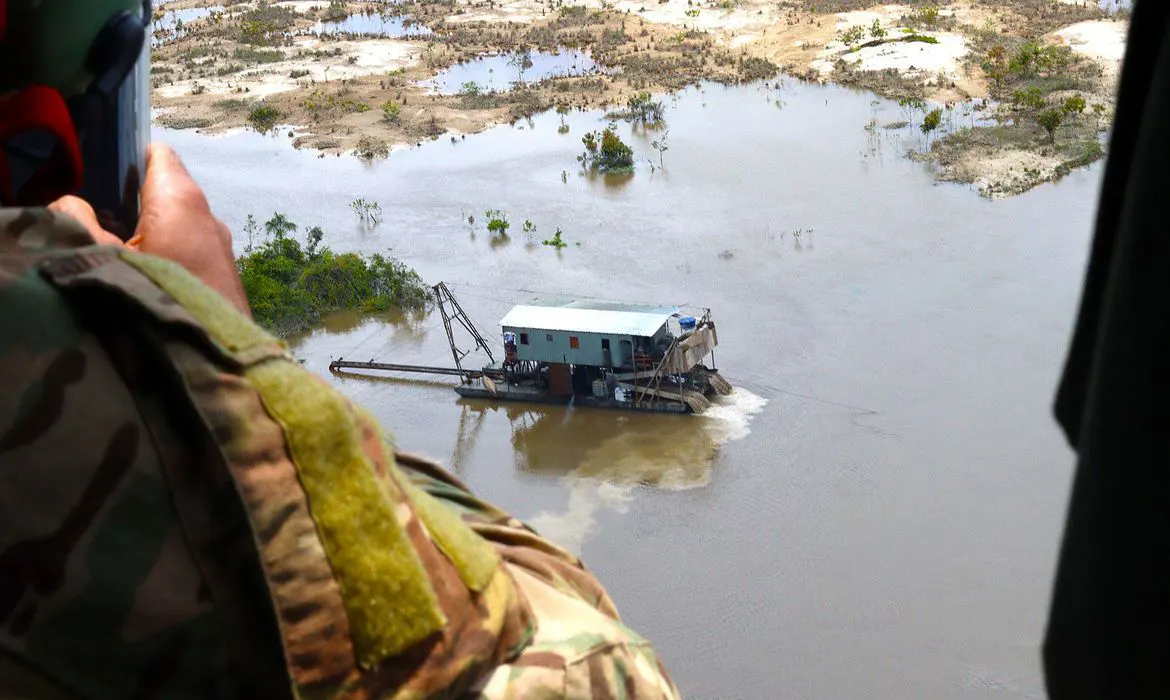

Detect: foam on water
[701, 387, 770, 443]
[526, 387, 768, 553]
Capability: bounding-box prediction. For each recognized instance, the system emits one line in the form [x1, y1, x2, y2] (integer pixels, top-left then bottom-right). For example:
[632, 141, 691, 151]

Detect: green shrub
[247, 103, 282, 133]
[921, 108, 942, 135]
[381, 99, 402, 123]
[1012, 87, 1045, 110]
[840, 25, 865, 47]
[1063, 94, 1087, 116]
[579, 124, 634, 173]
[1037, 108, 1064, 143]
[355, 135, 390, 160]
[542, 228, 568, 249]
[485, 210, 510, 237]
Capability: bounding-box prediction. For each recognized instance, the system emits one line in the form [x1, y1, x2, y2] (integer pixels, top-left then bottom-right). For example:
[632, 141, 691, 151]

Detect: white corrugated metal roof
[500, 302, 678, 336]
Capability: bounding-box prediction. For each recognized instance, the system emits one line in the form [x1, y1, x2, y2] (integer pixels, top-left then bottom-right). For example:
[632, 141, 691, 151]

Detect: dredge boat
[329, 283, 731, 414]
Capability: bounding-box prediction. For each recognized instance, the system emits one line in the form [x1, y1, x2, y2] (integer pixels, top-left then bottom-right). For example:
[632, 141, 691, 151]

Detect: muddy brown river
[160, 78, 1103, 699]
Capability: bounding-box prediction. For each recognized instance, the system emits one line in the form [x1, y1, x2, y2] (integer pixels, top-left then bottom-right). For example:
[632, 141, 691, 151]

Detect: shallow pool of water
[304, 11, 432, 38]
[151, 5, 223, 46]
[157, 77, 1103, 699]
[420, 49, 604, 94]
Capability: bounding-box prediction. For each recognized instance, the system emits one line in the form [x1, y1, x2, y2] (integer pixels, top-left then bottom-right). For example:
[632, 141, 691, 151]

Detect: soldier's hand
[130, 143, 251, 317]
[51, 144, 251, 317]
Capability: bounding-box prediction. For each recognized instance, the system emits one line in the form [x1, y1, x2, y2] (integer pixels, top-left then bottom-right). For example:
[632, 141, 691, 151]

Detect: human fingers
[134, 143, 250, 315]
[48, 196, 125, 247]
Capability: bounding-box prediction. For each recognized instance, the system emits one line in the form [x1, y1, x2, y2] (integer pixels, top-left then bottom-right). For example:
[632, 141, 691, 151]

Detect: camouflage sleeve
[0, 206, 681, 700]
[397, 453, 683, 699]
[0, 209, 279, 699]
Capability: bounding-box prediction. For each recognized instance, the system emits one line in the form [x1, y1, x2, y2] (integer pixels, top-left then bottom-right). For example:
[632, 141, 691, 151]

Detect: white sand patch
[612, 0, 782, 34]
[844, 32, 967, 76]
[155, 38, 420, 99]
[445, 0, 544, 24]
[971, 149, 1063, 198]
[273, 1, 326, 12]
[812, 31, 968, 82]
[1053, 20, 1128, 63]
[805, 6, 970, 81]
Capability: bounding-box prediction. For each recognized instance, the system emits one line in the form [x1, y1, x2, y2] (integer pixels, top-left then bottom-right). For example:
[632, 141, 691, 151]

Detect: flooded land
[151, 0, 1129, 197]
[160, 68, 1107, 697]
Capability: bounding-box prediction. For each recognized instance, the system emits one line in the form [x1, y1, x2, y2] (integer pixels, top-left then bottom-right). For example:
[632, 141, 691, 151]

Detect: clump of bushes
[578, 124, 634, 173]
[247, 103, 281, 133]
[355, 135, 390, 160]
[237, 213, 430, 336]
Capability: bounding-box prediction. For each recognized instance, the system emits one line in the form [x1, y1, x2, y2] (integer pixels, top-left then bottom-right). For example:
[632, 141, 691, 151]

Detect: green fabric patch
[246, 360, 446, 669]
[399, 472, 499, 593]
[119, 252, 274, 354]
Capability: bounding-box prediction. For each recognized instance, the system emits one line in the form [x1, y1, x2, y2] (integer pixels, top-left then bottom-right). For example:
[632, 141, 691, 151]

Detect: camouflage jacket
[0, 208, 682, 700]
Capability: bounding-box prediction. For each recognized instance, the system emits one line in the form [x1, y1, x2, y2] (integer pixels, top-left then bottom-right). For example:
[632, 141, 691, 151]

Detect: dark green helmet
[0, 0, 152, 235]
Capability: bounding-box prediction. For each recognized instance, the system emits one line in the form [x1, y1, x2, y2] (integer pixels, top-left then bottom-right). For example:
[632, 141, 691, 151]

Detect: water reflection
[287, 305, 431, 355]
[419, 50, 604, 95]
[492, 389, 766, 551]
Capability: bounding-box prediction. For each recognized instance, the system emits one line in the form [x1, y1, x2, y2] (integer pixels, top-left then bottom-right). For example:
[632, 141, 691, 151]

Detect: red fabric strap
[0, 0, 6, 41]
[0, 85, 84, 205]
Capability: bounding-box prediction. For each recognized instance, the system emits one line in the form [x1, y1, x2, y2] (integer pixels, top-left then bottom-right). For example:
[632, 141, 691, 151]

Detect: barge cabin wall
[500, 301, 677, 370]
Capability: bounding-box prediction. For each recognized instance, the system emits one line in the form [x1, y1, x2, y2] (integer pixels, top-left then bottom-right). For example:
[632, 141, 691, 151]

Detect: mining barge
[328, 283, 731, 414]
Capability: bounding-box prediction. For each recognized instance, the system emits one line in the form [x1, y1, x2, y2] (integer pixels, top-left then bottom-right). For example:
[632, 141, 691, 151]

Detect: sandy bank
[149, 0, 1127, 197]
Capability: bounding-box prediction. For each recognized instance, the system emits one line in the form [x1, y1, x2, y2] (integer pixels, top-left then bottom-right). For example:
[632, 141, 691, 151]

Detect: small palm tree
[265, 213, 297, 240]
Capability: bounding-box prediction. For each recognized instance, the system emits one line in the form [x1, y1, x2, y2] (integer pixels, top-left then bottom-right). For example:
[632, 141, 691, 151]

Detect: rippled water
[419, 49, 604, 94]
[157, 77, 1102, 699]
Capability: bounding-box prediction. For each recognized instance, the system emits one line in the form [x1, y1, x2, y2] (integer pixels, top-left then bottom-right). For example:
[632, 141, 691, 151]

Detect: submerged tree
[626, 91, 665, 124]
[508, 47, 534, 85]
[485, 209, 510, 237]
[351, 198, 383, 227]
[578, 124, 634, 173]
[921, 108, 942, 136]
[650, 129, 670, 169]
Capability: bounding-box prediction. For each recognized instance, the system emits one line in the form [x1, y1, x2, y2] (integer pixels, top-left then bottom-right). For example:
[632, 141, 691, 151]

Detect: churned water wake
[526, 387, 768, 553]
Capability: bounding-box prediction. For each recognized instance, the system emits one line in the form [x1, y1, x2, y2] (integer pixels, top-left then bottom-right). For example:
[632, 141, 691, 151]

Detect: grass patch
[233, 47, 284, 64]
[214, 98, 249, 111]
[180, 45, 216, 61]
[165, 117, 214, 130]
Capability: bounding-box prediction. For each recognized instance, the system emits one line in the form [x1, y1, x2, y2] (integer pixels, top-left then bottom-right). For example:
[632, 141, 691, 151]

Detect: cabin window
[546, 333, 553, 342]
[520, 333, 529, 345]
[569, 336, 580, 349]
[601, 339, 610, 350]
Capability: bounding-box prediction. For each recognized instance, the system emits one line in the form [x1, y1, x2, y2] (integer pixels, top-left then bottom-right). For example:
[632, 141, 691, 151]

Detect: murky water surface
[158, 78, 1102, 699]
[419, 49, 604, 94]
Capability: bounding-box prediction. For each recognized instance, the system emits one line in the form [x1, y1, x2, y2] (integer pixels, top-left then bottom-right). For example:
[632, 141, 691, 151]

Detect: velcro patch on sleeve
[246, 361, 447, 669]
